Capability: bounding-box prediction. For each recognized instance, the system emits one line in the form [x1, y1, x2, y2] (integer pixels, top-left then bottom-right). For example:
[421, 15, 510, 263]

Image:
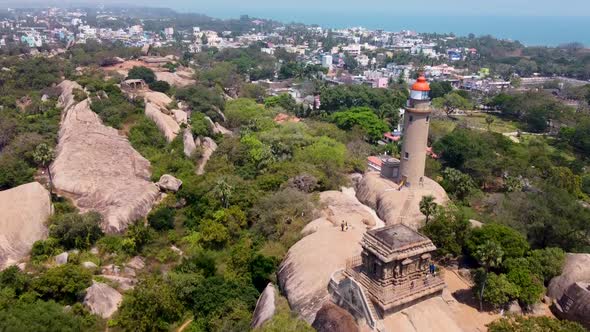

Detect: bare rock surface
[143, 91, 172, 111]
[51, 80, 160, 233]
[355, 172, 449, 229]
[250, 283, 276, 329]
[55, 252, 69, 265]
[311, 302, 359, 332]
[171, 109, 188, 125]
[382, 296, 463, 332]
[82, 261, 98, 269]
[277, 190, 379, 323]
[126, 256, 145, 271]
[196, 137, 218, 175]
[205, 116, 232, 136]
[0, 182, 51, 269]
[155, 71, 196, 87]
[98, 275, 136, 291]
[83, 281, 123, 318]
[183, 128, 197, 157]
[145, 102, 180, 142]
[548, 253, 590, 328]
[156, 174, 182, 192]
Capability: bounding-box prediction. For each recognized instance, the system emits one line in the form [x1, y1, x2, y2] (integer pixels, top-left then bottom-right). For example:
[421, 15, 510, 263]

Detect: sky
[6, 0, 590, 17]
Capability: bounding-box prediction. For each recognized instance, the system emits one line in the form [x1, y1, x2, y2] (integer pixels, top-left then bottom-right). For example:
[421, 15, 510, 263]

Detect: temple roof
[362, 224, 437, 263]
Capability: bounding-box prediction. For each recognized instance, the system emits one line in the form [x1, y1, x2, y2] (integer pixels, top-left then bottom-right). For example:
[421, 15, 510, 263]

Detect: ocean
[186, 8, 590, 47]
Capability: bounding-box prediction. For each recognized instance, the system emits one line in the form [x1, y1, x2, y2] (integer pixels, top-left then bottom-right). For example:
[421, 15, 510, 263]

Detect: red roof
[367, 156, 383, 167]
[412, 76, 430, 92]
[384, 133, 401, 141]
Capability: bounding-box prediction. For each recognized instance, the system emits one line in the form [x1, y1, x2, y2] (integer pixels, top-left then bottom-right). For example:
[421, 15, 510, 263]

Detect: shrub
[148, 80, 171, 93]
[147, 207, 175, 231]
[49, 212, 104, 250]
[31, 264, 92, 304]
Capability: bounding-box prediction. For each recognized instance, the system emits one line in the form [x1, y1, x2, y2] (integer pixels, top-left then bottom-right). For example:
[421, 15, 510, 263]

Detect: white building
[321, 54, 333, 69]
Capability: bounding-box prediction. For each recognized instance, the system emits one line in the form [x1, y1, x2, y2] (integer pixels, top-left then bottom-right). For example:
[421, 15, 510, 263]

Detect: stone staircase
[398, 190, 415, 224]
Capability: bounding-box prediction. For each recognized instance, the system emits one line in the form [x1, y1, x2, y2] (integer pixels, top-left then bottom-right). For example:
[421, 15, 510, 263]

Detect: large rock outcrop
[155, 70, 196, 87]
[83, 281, 123, 318]
[355, 172, 449, 229]
[51, 80, 160, 233]
[277, 190, 380, 323]
[250, 283, 276, 329]
[548, 253, 590, 329]
[196, 137, 217, 175]
[145, 102, 180, 142]
[381, 296, 463, 332]
[0, 182, 51, 269]
[183, 128, 197, 158]
[312, 302, 359, 332]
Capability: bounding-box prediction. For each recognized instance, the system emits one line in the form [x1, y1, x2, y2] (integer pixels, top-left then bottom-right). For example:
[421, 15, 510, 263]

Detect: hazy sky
[6, 0, 590, 17]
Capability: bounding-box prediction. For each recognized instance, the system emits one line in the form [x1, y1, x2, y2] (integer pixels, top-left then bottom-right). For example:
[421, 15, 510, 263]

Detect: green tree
[33, 143, 55, 195]
[526, 247, 566, 284]
[331, 107, 390, 142]
[116, 276, 184, 332]
[419, 195, 438, 224]
[488, 316, 585, 332]
[147, 207, 175, 231]
[127, 66, 156, 84]
[421, 206, 471, 257]
[49, 212, 104, 250]
[479, 272, 519, 309]
[466, 223, 529, 260]
[473, 240, 504, 311]
[148, 80, 171, 93]
[213, 178, 233, 208]
[441, 168, 476, 201]
[432, 91, 473, 117]
[31, 264, 92, 304]
[0, 300, 98, 332]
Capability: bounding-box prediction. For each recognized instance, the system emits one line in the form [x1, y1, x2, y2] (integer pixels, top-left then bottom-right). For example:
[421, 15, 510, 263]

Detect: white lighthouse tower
[398, 75, 432, 187]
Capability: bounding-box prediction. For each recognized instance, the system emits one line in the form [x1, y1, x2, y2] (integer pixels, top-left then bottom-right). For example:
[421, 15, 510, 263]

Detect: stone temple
[329, 224, 444, 330]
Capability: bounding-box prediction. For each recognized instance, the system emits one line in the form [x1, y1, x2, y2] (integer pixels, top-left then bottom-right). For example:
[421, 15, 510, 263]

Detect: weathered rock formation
[171, 109, 188, 125]
[312, 302, 359, 332]
[143, 91, 172, 111]
[277, 190, 379, 323]
[51, 80, 160, 233]
[205, 116, 232, 136]
[155, 70, 196, 87]
[548, 253, 590, 329]
[183, 128, 197, 158]
[250, 283, 276, 329]
[83, 281, 123, 318]
[196, 137, 217, 175]
[156, 174, 182, 192]
[145, 102, 180, 142]
[355, 172, 449, 229]
[0, 182, 51, 269]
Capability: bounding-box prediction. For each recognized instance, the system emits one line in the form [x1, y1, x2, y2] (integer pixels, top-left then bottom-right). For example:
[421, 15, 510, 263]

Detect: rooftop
[370, 224, 428, 250]
[362, 224, 437, 262]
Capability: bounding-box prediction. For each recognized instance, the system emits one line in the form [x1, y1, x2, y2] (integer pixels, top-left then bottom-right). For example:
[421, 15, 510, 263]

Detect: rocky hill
[51, 80, 160, 233]
[0, 182, 51, 269]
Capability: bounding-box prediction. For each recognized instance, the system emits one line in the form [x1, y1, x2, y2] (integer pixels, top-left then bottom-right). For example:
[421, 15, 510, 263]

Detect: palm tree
[474, 240, 504, 311]
[33, 143, 55, 195]
[419, 195, 438, 224]
[213, 178, 233, 208]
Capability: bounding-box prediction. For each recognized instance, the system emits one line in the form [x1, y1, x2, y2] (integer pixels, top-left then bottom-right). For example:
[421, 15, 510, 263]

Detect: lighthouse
[398, 76, 432, 187]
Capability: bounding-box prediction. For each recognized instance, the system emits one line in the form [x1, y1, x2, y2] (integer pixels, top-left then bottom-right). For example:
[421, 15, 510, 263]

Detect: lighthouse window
[426, 116, 430, 122]
[404, 152, 409, 159]
[409, 115, 414, 122]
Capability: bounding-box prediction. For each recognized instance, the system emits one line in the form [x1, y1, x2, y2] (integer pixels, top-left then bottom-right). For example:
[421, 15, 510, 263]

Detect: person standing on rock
[341, 221, 345, 232]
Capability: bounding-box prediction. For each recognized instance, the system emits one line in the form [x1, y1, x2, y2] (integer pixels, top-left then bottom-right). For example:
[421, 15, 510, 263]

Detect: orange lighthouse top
[411, 76, 430, 92]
